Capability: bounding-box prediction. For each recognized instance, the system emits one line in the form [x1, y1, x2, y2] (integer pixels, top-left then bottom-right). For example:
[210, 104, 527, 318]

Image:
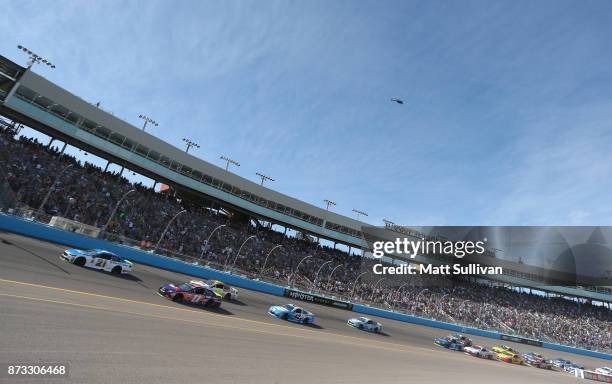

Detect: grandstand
[0, 53, 610, 353]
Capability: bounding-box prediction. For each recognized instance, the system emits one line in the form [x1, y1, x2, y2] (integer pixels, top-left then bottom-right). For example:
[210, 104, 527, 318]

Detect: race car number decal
[191, 295, 202, 303]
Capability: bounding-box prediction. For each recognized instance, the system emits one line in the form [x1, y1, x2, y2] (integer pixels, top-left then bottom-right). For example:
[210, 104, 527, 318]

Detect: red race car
[158, 280, 222, 307]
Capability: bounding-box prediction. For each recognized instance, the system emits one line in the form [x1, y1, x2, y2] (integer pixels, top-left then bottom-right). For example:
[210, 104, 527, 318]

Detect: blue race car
[434, 336, 466, 351]
[268, 303, 315, 324]
[449, 333, 473, 347]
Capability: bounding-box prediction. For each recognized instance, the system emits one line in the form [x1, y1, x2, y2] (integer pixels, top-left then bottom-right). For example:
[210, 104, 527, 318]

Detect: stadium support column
[104, 161, 111, 172]
[118, 166, 124, 176]
[348, 246, 352, 255]
[60, 142, 67, 154]
[47, 138, 54, 147]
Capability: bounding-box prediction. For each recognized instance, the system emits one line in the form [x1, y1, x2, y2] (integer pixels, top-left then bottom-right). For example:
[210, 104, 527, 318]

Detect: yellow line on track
[0, 292, 417, 354]
[0, 278, 439, 356]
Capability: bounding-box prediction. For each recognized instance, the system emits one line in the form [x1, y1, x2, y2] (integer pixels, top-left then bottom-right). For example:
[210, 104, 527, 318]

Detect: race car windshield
[179, 283, 193, 291]
[284, 304, 295, 310]
[358, 317, 368, 322]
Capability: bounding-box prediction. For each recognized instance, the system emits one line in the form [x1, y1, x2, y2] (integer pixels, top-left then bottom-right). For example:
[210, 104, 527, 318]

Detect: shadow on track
[304, 322, 324, 330]
[1, 236, 71, 275]
[69, 263, 148, 285]
[345, 327, 390, 337]
[169, 300, 234, 316]
[103, 270, 150, 289]
[226, 299, 248, 307]
[102, 270, 145, 283]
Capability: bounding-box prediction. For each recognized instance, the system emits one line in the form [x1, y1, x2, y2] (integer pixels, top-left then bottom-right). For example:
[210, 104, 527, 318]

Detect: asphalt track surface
[0, 233, 609, 384]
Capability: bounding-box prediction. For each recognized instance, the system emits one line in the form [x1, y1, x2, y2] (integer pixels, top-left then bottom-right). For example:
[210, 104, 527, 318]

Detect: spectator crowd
[0, 126, 610, 353]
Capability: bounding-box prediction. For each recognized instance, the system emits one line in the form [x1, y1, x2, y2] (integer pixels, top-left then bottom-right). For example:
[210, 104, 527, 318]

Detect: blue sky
[2, 0, 612, 226]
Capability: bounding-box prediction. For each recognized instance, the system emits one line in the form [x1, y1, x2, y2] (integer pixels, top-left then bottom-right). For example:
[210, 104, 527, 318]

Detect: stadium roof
[0, 56, 370, 247]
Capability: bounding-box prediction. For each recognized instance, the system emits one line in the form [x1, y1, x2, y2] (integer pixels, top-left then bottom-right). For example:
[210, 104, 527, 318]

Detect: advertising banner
[283, 289, 353, 310]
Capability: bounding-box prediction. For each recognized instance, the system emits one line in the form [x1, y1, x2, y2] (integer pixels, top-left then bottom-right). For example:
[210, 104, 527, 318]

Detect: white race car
[204, 280, 239, 300]
[595, 367, 612, 375]
[347, 317, 383, 332]
[61, 248, 134, 274]
[464, 345, 496, 360]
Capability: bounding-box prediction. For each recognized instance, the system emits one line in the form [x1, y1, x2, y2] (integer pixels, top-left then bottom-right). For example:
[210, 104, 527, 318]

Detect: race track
[0, 232, 608, 383]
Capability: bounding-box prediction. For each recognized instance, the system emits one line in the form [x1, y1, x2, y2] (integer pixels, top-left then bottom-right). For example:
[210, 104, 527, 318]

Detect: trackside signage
[283, 289, 353, 310]
[500, 334, 543, 347]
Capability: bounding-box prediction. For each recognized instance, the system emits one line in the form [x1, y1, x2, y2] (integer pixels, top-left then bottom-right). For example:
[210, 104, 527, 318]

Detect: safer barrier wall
[0, 213, 610, 361]
[0, 213, 284, 296]
[540, 341, 612, 361]
[352, 304, 612, 361]
[352, 303, 501, 339]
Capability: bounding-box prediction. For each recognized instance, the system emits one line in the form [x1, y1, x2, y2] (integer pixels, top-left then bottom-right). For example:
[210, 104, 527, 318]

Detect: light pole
[228, 235, 257, 272]
[63, 197, 76, 218]
[199, 224, 227, 258]
[220, 155, 240, 172]
[369, 277, 386, 301]
[182, 138, 200, 153]
[351, 272, 368, 299]
[391, 282, 411, 310]
[259, 244, 283, 277]
[415, 288, 430, 313]
[437, 293, 451, 315]
[311, 260, 333, 290]
[38, 164, 73, 211]
[352, 209, 368, 221]
[256, 172, 274, 186]
[323, 199, 336, 211]
[17, 45, 55, 69]
[100, 189, 135, 235]
[327, 264, 343, 286]
[289, 255, 312, 287]
[138, 114, 158, 131]
[154, 209, 187, 252]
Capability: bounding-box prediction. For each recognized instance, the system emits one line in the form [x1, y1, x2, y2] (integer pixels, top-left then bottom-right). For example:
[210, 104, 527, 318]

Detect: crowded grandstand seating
[0, 126, 610, 352]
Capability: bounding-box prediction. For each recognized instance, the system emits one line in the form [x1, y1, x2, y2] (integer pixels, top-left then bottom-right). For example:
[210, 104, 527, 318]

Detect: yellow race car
[492, 345, 520, 355]
[496, 351, 525, 365]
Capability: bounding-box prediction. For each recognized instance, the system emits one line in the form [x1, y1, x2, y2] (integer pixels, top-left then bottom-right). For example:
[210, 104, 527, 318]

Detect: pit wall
[0, 213, 609, 361]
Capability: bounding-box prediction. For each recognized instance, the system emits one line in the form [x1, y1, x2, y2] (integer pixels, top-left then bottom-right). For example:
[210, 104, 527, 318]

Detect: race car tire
[111, 266, 122, 274]
[74, 257, 86, 266]
[281, 313, 288, 320]
[224, 293, 231, 301]
[303, 318, 309, 325]
[358, 324, 363, 330]
[172, 294, 183, 302]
